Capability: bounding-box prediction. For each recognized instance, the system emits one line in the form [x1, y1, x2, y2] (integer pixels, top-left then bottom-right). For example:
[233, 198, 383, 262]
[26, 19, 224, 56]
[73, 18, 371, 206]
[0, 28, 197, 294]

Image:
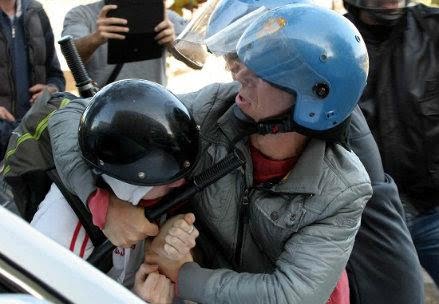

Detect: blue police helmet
[236, 4, 369, 131]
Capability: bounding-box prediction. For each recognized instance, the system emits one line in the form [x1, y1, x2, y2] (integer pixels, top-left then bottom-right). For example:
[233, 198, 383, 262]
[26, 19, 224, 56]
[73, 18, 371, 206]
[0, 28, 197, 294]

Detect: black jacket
[0, 0, 65, 118]
[346, 4, 439, 211]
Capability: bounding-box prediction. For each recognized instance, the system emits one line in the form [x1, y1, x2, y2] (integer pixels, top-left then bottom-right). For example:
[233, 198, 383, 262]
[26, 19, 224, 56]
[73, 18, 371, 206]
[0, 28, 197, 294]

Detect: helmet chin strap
[233, 105, 294, 135]
[228, 105, 294, 151]
[231, 104, 351, 151]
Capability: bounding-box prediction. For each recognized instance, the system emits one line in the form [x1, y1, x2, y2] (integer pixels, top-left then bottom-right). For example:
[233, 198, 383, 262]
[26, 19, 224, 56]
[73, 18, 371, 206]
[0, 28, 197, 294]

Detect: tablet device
[106, 0, 164, 64]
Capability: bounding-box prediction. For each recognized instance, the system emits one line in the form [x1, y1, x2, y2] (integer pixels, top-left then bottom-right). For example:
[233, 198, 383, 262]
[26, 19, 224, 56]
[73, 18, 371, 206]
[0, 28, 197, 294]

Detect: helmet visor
[172, 0, 224, 69]
[344, 0, 409, 10]
[205, 6, 268, 55]
[173, 0, 281, 64]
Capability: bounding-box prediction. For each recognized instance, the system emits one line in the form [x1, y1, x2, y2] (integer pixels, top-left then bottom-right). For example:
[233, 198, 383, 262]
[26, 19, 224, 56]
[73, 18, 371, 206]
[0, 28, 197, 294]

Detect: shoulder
[25, 0, 43, 11]
[408, 4, 439, 38]
[325, 144, 371, 187]
[320, 144, 372, 210]
[177, 82, 239, 125]
[409, 3, 439, 18]
[24, 0, 45, 19]
[65, 1, 102, 20]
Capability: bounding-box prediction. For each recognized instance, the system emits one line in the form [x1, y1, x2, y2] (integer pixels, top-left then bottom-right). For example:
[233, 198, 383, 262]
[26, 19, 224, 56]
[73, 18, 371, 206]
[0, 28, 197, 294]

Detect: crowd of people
[0, 0, 438, 303]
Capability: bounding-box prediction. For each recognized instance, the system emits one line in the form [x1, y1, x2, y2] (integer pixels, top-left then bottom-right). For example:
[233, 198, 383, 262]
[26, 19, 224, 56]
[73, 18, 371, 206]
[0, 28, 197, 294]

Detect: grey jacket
[49, 82, 372, 304]
[177, 84, 372, 303]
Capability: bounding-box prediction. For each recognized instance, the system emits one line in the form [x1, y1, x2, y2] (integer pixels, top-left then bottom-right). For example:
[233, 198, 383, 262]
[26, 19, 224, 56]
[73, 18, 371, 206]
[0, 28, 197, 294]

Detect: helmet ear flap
[78, 79, 200, 186]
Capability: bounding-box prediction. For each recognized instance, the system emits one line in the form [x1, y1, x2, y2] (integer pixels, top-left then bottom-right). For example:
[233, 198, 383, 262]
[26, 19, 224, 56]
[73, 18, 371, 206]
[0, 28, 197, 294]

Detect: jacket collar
[274, 139, 326, 195]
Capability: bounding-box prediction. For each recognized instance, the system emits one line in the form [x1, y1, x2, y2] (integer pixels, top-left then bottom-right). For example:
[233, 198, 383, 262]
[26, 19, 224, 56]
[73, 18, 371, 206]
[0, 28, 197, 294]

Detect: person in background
[0, 0, 65, 159]
[62, 0, 188, 88]
[343, 0, 439, 286]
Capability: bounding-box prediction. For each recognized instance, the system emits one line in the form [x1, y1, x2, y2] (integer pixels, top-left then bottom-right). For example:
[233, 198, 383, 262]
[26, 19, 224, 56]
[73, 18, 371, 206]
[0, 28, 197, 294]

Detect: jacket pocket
[249, 193, 307, 261]
[418, 79, 439, 186]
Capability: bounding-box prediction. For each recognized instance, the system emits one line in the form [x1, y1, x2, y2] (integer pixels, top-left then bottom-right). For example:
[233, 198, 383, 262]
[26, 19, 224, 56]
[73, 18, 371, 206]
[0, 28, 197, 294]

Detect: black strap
[47, 169, 106, 247]
[105, 63, 124, 85]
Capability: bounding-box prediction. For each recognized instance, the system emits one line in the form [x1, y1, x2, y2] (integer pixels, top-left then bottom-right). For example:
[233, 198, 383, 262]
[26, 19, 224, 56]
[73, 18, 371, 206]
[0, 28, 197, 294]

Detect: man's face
[227, 57, 294, 122]
[142, 178, 186, 200]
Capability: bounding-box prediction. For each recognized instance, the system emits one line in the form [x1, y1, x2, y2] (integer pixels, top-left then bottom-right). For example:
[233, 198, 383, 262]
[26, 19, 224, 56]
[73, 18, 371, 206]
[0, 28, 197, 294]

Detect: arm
[48, 98, 96, 204]
[347, 175, 424, 304]
[63, 5, 128, 63]
[349, 106, 385, 183]
[154, 185, 371, 304]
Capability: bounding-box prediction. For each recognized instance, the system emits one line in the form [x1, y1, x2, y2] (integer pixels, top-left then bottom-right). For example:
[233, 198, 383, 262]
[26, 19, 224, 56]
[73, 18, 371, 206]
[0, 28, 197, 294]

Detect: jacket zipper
[234, 187, 250, 268]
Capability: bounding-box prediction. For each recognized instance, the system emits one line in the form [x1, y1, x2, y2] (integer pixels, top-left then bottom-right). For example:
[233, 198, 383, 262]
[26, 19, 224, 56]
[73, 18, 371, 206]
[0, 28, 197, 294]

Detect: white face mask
[102, 174, 153, 206]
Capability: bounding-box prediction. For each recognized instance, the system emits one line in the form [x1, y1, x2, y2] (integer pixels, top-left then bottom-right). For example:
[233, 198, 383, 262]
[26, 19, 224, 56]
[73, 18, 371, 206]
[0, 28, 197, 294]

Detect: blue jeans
[404, 204, 439, 286]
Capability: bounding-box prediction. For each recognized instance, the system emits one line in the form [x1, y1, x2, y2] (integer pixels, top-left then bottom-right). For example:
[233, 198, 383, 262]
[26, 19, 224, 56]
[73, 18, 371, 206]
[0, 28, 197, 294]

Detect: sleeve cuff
[177, 262, 212, 301]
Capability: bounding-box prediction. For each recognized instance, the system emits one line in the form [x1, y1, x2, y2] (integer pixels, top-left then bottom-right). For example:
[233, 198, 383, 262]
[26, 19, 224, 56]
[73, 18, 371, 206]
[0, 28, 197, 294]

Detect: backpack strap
[105, 63, 124, 86]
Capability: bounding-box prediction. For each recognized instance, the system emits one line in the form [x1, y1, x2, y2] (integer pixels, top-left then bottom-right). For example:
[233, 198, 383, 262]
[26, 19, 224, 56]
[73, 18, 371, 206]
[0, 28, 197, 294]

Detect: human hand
[0, 106, 15, 122]
[103, 193, 159, 247]
[133, 264, 174, 304]
[94, 5, 129, 45]
[154, 17, 175, 46]
[145, 251, 193, 283]
[150, 213, 199, 261]
[29, 84, 58, 103]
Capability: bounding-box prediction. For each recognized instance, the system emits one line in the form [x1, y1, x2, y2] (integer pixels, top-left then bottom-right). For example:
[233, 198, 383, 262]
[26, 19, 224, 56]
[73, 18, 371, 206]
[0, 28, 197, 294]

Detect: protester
[31, 79, 200, 303]
[62, 0, 187, 88]
[344, 0, 439, 286]
[0, 0, 65, 159]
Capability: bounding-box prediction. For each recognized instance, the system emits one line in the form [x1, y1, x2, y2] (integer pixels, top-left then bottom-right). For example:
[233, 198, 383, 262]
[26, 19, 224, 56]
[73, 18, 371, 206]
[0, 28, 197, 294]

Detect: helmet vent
[355, 35, 361, 43]
[313, 83, 330, 99]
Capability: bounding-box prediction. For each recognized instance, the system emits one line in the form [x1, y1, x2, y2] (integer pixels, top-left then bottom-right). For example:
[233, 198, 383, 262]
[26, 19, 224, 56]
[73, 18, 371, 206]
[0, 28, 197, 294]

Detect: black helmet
[78, 79, 200, 186]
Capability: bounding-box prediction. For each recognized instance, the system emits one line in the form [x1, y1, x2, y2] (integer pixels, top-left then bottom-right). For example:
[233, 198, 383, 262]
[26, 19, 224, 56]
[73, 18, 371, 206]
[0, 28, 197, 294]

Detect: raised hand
[150, 213, 199, 260]
[94, 4, 129, 45]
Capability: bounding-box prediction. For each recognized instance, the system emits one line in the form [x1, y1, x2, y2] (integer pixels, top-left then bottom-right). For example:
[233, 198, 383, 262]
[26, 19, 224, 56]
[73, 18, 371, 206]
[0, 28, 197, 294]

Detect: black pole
[58, 35, 99, 98]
